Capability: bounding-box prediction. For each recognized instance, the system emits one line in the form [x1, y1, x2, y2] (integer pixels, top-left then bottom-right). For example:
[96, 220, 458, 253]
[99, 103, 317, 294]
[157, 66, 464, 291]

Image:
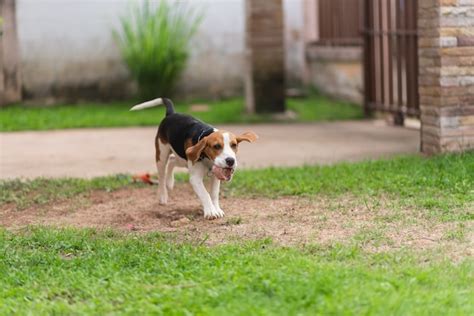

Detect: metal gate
[362, 0, 419, 122]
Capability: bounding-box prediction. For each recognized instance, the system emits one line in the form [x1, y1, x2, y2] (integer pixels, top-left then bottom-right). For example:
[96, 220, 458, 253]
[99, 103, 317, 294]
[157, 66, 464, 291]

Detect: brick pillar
[245, 0, 286, 114]
[418, 0, 474, 154]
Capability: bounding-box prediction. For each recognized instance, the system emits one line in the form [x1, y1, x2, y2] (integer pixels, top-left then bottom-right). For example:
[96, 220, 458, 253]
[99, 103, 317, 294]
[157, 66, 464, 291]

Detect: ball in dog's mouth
[212, 165, 235, 181]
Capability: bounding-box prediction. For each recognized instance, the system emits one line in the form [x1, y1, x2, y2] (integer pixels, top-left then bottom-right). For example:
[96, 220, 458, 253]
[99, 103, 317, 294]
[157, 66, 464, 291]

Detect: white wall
[17, 0, 305, 100]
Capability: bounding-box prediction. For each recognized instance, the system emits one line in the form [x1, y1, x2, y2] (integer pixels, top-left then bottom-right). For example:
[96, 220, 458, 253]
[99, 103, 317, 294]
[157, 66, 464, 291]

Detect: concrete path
[0, 121, 419, 179]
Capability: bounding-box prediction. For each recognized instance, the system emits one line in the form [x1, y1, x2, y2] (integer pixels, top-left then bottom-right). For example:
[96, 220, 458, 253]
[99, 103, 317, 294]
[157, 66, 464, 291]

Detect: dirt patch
[1, 184, 472, 257]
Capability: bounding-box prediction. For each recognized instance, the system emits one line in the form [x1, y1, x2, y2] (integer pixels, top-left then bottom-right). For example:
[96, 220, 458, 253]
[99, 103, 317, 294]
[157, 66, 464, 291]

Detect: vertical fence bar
[407, 0, 419, 115]
[405, 0, 413, 119]
[379, 0, 385, 107]
[382, 0, 390, 110]
[373, 0, 380, 106]
[396, 0, 402, 111]
[363, 0, 373, 116]
[400, 0, 407, 113]
[413, 0, 419, 115]
[387, 0, 394, 108]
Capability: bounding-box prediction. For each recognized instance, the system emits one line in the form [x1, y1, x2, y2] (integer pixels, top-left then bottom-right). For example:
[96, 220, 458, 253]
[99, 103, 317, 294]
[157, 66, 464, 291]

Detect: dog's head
[185, 130, 258, 181]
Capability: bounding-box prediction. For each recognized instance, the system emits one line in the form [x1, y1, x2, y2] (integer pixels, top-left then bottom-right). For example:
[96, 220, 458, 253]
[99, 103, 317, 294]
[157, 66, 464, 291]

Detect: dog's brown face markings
[202, 131, 226, 161]
[186, 131, 258, 163]
[185, 131, 224, 162]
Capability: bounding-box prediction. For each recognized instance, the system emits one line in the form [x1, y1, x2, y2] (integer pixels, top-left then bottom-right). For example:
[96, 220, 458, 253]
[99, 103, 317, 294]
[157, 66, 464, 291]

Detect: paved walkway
[0, 121, 419, 179]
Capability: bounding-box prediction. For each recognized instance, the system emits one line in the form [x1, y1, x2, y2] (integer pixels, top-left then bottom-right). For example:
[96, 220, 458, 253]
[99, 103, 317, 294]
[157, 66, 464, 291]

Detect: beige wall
[17, 0, 306, 102]
[303, 0, 363, 104]
[306, 46, 363, 104]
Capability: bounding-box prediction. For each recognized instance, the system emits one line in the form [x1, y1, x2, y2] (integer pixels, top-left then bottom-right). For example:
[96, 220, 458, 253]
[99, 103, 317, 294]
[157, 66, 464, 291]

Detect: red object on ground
[132, 173, 158, 185]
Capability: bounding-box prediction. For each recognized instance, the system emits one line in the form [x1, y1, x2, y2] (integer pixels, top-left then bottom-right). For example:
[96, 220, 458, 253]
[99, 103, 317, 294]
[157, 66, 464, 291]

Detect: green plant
[114, 0, 202, 99]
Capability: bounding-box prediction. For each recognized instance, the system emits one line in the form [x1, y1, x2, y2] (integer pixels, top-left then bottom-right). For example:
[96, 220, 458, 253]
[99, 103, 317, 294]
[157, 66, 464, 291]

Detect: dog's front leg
[188, 164, 223, 219]
[210, 176, 224, 217]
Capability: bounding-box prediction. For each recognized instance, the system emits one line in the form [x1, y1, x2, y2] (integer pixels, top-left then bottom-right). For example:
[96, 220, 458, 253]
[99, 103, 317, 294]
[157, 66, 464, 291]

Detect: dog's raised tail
[129, 97, 175, 116]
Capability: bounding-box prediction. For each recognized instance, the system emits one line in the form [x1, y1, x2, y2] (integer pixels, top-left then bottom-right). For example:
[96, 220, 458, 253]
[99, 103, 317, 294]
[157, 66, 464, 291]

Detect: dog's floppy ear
[236, 131, 258, 143]
[186, 137, 208, 162]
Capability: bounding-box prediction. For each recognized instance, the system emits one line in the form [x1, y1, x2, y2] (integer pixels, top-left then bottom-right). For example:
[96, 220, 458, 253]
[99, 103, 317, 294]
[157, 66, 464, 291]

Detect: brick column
[418, 0, 474, 154]
[245, 0, 286, 113]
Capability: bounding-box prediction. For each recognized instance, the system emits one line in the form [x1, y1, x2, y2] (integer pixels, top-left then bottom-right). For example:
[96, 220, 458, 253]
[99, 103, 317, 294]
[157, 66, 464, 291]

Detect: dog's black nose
[225, 157, 235, 167]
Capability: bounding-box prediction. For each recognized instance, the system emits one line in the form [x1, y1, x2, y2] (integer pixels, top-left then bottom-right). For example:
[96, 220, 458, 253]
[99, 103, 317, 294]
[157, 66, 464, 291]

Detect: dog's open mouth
[211, 165, 235, 181]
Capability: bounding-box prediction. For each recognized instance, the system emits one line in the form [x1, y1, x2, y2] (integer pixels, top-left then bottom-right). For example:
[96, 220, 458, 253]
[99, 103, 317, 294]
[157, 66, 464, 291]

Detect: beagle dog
[130, 98, 258, 219]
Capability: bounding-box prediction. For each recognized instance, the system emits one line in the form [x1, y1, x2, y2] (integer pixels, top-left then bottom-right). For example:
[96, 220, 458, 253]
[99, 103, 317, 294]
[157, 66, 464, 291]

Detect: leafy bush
[114, 0, 202, 100]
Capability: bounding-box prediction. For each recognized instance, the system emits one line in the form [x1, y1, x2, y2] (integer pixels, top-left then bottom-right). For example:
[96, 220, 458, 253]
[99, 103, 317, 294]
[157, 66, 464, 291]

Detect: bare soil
[1, 184, 472, 258]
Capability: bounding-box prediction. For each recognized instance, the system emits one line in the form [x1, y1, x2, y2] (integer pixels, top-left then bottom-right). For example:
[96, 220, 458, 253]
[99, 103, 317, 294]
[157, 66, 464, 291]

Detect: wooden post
[0, 0, 22, 106]
[245, 0, 286, 114]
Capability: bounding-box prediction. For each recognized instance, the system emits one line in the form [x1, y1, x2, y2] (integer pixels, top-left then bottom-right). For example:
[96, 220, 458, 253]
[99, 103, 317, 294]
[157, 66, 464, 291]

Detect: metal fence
[362, 0, 419, 121]
[318, 0, 362, 46]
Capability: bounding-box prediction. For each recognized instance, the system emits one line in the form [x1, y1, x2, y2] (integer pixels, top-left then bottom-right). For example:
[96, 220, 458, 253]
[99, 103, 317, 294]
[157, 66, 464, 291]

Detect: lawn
[0, 228, 472, 315]
[0, 95, 363, 132]
[1, 153, 473, 314]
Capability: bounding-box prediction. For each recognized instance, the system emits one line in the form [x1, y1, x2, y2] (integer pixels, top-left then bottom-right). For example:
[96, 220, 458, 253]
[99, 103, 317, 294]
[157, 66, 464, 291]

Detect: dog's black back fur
[158, 99, 214, 160]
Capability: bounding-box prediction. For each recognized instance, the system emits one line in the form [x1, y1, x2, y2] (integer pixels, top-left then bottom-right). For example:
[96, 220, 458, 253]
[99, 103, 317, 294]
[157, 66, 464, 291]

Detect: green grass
[0, 227, 472, 315]
[2, 153, 472, 221]
[0, 95, 363, 132]
[1, 154, 472, 314]
[228, 153, 474, 221]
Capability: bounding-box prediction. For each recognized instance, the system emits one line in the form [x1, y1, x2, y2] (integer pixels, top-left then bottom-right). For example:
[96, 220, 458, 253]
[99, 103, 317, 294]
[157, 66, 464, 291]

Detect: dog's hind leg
[166, 155, 176, 191]
[166, 155, 187, 191]
[156, 139, 171, 205]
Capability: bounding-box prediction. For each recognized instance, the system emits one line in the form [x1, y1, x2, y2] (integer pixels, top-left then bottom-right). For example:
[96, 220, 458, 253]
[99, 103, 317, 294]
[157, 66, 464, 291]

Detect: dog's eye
[213, 144, 222, 150]
[231, 143, 237, 149]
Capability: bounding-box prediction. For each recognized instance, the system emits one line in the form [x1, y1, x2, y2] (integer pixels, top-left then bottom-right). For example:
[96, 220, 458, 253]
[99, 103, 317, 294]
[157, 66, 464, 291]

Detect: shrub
[114, 0, 202, 100]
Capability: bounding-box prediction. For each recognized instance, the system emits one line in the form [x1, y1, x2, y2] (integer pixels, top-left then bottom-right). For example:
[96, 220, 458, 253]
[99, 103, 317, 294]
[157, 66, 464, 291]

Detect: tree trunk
[245, 0, 286, 114]
[0, 0, 22, 106]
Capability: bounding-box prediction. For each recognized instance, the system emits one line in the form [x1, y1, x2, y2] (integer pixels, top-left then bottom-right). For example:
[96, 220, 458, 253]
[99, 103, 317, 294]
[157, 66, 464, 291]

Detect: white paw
[159, 194, 168, 205]
[204, 207, 225, 220]
[215, 207, 225, 218]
